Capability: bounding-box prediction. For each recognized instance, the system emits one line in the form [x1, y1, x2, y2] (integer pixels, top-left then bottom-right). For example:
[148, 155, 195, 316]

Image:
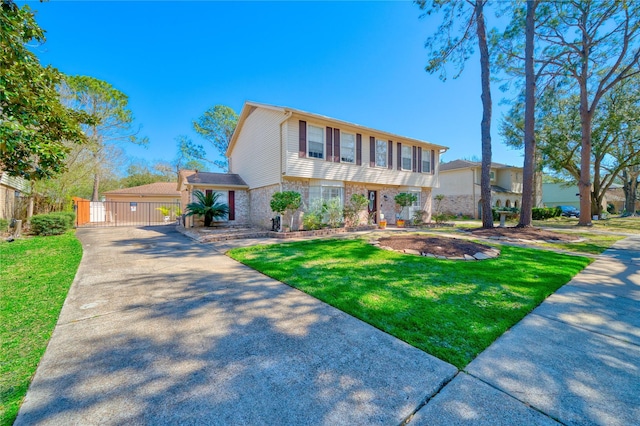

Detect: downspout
[278, 110, 293, 192]
[472, 169, 476, 219]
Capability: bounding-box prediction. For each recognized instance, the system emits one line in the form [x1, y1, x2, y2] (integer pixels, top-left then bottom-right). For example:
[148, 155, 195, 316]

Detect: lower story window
[309, 186, 344, 207]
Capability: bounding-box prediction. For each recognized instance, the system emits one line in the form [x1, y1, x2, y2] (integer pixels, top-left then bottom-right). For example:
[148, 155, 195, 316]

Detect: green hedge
[30, 212, 76, 236]
[532, 206, 562, 220]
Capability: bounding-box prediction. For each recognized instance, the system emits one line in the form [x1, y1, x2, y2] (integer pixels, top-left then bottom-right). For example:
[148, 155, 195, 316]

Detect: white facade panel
[433, 169, 475, 196]
[229, 108, 284, 189]
[284, 116, 439, 188]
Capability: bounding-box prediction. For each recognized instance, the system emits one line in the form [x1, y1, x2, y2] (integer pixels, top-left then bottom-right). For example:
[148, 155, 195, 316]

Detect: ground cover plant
[0, 232, 82, 426]
[228, 238, 591, 369]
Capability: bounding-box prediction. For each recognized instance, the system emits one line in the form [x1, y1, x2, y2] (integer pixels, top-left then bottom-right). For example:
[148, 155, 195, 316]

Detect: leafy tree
[394, 193, 418, 220]
[416, 0, 494, 228]
[60, 75, 147, 200]
[120, 161, 174, 188]
[270, 191, 302, 230]
[185, 190, 229, 227]
[0, 0, 88, 180]
[502, 77, 640, 218]
[173, 135, 210, 175]
[193, 105, 238, 172]
[530, 1, 640, 225]
[31, 143, 122, 212]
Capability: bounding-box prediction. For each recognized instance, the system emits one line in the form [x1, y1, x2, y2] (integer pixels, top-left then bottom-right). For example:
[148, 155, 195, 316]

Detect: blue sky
[27, 1, 524, 173]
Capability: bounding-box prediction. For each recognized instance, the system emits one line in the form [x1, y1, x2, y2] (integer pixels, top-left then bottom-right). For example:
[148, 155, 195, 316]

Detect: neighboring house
[177, 170, 249, 227]
[541, 182, 580, 209]
[605, 185, 626, 213]
[432, 160, 523, 218]
[542, 181, 609, 213]
[225, 101, 448, 229]
[0, 171, 30, 220]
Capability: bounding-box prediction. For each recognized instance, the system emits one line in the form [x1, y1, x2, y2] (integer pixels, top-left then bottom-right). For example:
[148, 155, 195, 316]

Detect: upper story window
[490, 170, 496, 181]
[341, 132, 355, 163]
[401, 146, 412, 171]
[422, 150, 432, 173]
[308, 125, 324, 159]
[375, 139, 387, 168]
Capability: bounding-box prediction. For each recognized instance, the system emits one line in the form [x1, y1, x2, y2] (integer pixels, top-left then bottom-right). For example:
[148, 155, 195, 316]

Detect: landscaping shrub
[324, 197, 344, 228]
[0, 218, 8, 232]
[343, 194, 369, 227]
[30, 212, 75, 236]
[302, 200, 325, 230]
[532, 206, 562, 220]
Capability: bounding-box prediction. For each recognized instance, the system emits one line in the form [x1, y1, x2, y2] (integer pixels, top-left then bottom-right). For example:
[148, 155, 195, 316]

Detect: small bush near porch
[228, 238, 591, 368]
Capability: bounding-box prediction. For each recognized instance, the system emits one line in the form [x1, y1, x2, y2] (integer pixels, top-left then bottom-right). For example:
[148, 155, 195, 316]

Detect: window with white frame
[422, 149, 432, 173]
[308, 125, 324, 159]
[341, 132, 355, 163]
[490, 170, 496, 181]
[375, 139, 387, 168]
[401, 145, 412, 170]
[308, 185, 344, 207]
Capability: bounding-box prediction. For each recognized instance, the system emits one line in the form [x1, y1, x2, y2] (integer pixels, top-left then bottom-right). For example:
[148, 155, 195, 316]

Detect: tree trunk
[476, 0, 494, 228]
[91, 173, 100, 202]
[622, 169, 640, 215]
[518, 0, 537, 228]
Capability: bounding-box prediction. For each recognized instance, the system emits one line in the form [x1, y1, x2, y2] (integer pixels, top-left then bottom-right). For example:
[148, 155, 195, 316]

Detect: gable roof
[184, 171, 248, 187]
[227, 101, 449, 156]
[439, 159, 520, 172]
[104, 182, 181, 196]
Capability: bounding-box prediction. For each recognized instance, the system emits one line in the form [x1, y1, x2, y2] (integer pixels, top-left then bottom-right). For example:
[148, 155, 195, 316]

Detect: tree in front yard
[270, 191, 302, 231]
[186, 190, 229, 227]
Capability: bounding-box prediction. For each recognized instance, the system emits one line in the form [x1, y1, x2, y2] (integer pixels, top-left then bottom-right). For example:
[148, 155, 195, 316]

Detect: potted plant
[394, 193, 417, 228]
[156, 205, 172, 223]
[379, 213, 387, 229]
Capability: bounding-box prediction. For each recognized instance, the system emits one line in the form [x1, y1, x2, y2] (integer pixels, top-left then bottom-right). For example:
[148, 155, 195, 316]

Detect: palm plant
[185, 190, 229, 227]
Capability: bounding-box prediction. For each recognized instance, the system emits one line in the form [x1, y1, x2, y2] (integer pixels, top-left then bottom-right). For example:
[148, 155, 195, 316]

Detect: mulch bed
[465, 226, 579, 242]
[378, 236, 492, 257]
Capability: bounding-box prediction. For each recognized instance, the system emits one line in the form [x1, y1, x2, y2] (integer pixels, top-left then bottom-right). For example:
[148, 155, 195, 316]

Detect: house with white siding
[223, 101, 447, 229]
[432, 160, 523, 219]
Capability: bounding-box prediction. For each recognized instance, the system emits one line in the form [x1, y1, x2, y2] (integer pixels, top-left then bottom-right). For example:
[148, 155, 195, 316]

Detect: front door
[368, 190, 377, 224]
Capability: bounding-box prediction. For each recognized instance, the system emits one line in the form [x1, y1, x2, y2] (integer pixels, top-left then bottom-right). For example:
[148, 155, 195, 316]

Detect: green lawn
[0, 232, 82, 426]
[537, 232, 624, 254]
[534, 216, 640, 234]
[229, 238, 591, 369]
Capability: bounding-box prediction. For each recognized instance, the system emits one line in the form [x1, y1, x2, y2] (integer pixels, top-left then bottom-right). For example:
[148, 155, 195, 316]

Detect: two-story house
[217, 101, 447, 229]
[432, 160, 523, 218]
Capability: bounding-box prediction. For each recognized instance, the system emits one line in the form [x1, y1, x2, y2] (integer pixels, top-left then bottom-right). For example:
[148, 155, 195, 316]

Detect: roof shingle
[104, 182, 180, 196]
[186, 172, 247, 187]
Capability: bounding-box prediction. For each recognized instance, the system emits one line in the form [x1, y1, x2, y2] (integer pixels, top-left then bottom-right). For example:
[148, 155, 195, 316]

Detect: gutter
[278, 110, 293, 192]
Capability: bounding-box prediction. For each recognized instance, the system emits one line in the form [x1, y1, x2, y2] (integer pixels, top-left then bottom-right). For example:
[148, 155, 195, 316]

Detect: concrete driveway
[15, 226, 457, 425]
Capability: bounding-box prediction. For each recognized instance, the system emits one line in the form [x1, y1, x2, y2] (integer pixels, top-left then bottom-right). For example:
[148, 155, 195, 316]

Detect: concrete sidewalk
[412, 235, 640, 425]
[15, 226, 457, 425]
